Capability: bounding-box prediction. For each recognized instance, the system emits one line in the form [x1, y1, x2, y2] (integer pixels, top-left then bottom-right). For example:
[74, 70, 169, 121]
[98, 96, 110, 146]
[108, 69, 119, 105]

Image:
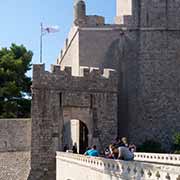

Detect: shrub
[172, 132, 180, 153]
[174, 150, 180, 154]
[137, 139, 163, 153]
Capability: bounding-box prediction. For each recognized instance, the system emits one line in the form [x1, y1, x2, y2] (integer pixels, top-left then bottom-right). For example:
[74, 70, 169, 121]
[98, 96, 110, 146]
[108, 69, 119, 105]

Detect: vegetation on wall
[172, 132, 180, 154]
[0, 44, 32, 118]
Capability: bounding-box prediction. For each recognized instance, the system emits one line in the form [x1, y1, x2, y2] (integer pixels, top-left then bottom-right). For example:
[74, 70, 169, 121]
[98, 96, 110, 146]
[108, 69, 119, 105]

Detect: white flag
[42, 25, 59, 34]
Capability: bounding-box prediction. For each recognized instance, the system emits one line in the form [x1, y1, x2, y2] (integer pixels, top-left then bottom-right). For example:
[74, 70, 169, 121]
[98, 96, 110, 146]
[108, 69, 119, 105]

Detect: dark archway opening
[79, 121, 88, 154]
[63, 119, 89, 154]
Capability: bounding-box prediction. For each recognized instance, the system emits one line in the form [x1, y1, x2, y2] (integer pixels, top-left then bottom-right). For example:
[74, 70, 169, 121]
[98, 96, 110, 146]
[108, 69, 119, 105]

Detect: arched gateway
[63, 119, 88, 154]
[28, 64, 118, 180]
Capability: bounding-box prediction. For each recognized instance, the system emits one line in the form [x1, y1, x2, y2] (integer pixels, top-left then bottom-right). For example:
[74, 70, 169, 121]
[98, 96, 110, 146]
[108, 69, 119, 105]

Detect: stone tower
[57, 0, 180, 149]
[29, 64, 118, 180]
[73, 0, 86, 25]
[114, 0, 180, 147]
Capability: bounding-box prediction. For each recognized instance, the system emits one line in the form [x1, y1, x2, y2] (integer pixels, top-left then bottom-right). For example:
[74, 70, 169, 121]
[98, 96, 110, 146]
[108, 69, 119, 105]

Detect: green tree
[0, 44, 32, 118]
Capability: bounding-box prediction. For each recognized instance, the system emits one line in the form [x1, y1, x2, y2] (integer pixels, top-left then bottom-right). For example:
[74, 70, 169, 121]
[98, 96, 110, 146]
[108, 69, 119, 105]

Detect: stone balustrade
[56, 152, 180, 180]
[134, 152, 180, 165]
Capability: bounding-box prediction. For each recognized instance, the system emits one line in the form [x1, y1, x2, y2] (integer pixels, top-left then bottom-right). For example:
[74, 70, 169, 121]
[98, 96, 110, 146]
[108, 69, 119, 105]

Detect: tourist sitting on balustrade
[121, 137, 136, 152]
[118, 137, 134, 160]
[109, 144, 119, 159]
[108, 137, 134, 161]
[121, 137, 129, 147]
[104, 146, 111, 158]
[84, 145, 99, 157]
[112, 137, 125, 149]
[117, 146, 134, 160]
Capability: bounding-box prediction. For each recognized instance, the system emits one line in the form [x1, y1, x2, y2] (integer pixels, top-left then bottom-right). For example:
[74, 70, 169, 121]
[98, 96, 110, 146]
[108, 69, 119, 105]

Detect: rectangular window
[90, 94, 93, 109]
[59, 92, 62, 107]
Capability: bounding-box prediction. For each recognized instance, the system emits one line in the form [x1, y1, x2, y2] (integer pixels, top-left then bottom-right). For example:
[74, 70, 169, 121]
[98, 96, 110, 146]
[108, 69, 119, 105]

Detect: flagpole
[39, 23, 59, 63]
[40, 23, 43, 63]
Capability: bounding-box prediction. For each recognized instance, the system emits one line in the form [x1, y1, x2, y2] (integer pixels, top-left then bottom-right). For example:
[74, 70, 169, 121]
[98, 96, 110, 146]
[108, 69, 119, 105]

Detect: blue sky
[0, 0, 116, 76]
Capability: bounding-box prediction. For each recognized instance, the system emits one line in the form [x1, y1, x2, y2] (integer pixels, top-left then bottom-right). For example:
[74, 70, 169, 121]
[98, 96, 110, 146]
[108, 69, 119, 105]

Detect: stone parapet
[134, 152, 180, 166]
[56, 152, 180, 180]
[32, 64, 118, 93]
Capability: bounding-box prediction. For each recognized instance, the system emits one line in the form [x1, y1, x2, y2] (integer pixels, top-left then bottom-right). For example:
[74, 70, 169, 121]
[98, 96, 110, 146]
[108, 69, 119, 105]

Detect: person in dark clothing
[113, 137, 125, 148]
[72, 145, 77, 153]
[63, 144, 69, 152]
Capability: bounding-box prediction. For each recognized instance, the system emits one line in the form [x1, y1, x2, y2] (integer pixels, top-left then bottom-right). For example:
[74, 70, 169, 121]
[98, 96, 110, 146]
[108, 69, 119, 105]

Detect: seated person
[116, 137, 134, 160]
[104, 147, 110, 158]
[84, 145, 99, 157]
[129, 143, 136, 152]
[118, 146, 134, 160]
[72, 145, 77, 154]
[109, 144, 119, 159]
[121, 137, 129, 147]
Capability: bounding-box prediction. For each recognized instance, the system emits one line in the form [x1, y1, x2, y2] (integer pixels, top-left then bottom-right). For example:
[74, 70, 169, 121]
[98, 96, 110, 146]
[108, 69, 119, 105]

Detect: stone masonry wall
[101, 0, 180, 150]
[125, 1, 180, 149]
[121, 0, 180, 29]
[79, 28, 121, 68]
[128, 29, 180, 150]
[29, 64, 118, 180]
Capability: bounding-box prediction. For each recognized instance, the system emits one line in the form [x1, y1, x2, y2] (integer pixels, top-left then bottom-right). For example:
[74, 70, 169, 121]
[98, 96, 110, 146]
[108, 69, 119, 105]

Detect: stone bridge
[56, 152, 180, 180]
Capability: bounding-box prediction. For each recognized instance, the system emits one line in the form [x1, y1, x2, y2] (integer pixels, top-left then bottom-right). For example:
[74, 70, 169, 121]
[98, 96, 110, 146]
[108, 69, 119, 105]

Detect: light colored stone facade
[115, 0, 132, 24]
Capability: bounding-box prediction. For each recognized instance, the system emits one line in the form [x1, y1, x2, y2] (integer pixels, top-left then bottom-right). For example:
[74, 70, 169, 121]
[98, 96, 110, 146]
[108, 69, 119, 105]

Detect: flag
[41, 23, 59, 35]
[39, 23, 59, 63]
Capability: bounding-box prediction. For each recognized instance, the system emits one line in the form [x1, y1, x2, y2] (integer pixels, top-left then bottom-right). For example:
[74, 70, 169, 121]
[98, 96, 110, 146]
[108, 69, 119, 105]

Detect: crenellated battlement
[32, 64, 118, 92]
[33, 64, 116, 79]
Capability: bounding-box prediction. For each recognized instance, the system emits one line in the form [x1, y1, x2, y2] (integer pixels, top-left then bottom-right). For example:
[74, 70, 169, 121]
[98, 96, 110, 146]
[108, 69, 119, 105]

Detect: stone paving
[0, 151, 30, 180]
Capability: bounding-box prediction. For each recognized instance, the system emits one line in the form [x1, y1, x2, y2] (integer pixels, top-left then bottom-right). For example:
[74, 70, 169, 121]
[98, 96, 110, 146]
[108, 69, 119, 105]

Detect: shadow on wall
[102, 32, 139, 138]
[102, 33, 130, 70]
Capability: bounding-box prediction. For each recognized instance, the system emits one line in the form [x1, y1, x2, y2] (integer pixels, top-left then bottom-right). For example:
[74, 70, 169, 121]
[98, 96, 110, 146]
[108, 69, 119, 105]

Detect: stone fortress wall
[29, 64, 118, 180]
[0, 119, 31, 152]
[122, 0, 180, 149]
[57, 0, 180, 150]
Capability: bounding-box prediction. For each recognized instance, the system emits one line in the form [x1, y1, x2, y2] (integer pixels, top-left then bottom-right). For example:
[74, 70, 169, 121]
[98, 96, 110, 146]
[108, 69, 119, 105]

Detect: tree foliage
[0, 44, 32, 118]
